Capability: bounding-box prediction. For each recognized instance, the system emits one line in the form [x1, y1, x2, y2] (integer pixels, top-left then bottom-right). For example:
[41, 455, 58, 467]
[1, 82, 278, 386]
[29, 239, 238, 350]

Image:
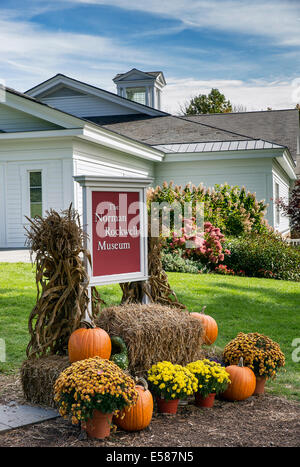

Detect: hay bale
[96, 304, 204, 376]
[20, 355, 70, 408]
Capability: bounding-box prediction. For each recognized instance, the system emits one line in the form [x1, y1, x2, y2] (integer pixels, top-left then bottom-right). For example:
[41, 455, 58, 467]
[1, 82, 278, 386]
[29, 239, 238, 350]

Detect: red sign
[92, 191, 141, 277]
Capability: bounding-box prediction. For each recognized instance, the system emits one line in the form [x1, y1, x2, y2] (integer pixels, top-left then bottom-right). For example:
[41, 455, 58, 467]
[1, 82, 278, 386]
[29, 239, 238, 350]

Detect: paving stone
[0, 403, 59, 432]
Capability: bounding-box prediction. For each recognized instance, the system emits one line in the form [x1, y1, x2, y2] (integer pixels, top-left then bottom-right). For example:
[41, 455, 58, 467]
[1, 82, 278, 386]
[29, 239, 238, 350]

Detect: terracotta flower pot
[156, 397, 179, 414]
[83, 410, 113, 439]
[254, 376, 267, 395]
[195, 392, 216, 408]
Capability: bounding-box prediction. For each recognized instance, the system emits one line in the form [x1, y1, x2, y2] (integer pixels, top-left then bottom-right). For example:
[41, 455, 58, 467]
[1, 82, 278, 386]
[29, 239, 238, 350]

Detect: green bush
[223, 234, 300, 281]
[161, 251, 206, 274]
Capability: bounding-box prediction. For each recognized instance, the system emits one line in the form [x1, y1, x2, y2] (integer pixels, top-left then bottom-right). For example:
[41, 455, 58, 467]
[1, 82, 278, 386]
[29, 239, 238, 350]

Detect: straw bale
[96, 304, 204, 376]
[20, 356, 70, 408]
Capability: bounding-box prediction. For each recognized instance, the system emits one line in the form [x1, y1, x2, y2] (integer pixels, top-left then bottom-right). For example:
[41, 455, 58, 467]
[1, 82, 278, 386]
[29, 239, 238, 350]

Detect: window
[275, 182, 280, 226]
[29, 171, 42, 218]
[126, 87, 146, 105]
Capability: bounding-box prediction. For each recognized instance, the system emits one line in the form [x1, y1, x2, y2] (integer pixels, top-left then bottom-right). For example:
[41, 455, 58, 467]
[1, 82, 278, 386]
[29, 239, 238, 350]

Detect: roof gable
[113, 68, 166, 85]
[26, 74, 167, 118]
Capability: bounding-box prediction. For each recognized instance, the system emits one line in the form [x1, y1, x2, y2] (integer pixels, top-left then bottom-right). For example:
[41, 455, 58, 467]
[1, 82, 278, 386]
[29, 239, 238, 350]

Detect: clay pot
[195, 392, 216, 408]
[254, 376, 267, 395]
[84, 410, 113, 439]
[156, 397, 179, 414]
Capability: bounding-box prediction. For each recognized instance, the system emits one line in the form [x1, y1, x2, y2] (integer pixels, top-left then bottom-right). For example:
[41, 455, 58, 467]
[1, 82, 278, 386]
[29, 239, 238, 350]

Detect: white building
[0, 68, 298, 247]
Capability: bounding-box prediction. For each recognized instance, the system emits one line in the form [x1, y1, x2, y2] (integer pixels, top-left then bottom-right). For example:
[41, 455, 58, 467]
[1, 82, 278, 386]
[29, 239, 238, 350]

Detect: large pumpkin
[190, 306, 218, 345]
[68, 322, 111, 363]
[115, 378, 153, 432]
[221, 357, 256, 401]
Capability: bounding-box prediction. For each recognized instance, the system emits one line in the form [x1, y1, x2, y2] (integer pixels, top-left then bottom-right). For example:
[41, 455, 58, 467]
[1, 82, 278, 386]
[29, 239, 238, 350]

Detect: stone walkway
[0, 249, 33, 263]
[0, 402, 59, 433]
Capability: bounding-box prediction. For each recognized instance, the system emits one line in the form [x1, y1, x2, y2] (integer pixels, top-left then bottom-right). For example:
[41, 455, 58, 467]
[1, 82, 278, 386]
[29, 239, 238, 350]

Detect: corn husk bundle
[96, 304, 204, 376]
[25, 205, 97, 358]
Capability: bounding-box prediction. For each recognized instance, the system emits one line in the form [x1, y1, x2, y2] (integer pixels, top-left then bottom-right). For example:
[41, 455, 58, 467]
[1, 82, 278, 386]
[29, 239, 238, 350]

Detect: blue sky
[1, 0, 300, 113]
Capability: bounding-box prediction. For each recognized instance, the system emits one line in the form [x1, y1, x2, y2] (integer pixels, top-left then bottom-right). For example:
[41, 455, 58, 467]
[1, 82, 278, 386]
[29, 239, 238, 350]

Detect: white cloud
[0, 14, 162, 91]
[67, 0, 300, 46]
[163, 77, 298, 114]
[0, 3, 298, 116]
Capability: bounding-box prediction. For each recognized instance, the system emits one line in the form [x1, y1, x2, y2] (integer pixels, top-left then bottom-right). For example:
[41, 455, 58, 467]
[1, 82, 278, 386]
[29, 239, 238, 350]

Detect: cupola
[113, 68, 166, 110]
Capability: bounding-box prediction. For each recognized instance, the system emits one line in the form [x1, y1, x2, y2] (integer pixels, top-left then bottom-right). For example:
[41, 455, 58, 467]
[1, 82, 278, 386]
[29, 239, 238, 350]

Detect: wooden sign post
[74, 176, 152, 316]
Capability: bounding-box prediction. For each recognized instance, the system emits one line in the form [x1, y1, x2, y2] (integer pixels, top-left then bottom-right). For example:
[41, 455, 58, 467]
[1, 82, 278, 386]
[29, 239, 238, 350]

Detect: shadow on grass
[206, 280, 300, 309]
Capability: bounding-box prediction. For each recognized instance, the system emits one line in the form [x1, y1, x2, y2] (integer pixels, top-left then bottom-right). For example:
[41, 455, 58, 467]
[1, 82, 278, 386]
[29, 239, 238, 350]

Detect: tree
[183, 88, 232, 115]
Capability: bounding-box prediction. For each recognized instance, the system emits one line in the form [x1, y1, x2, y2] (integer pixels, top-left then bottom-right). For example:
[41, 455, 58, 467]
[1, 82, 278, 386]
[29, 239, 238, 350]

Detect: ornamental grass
[147, 361, 198, 401]
[186, 359, 231, 397]
[223, 332, 285, 379]
[54, 357, 138, 425]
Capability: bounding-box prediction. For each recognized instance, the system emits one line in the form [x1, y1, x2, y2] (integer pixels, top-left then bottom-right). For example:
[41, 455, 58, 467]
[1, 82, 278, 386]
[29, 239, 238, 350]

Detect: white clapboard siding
[40, 95, 139, 117]
[73, 142, 155, 216]
[0, 104, 61, 132]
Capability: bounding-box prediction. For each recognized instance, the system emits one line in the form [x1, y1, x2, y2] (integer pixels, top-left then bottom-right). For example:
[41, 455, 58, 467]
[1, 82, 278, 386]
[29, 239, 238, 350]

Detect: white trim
[5, 91, 85, 129]
[0, 126, 164, 162]
[20, 163, 48, 227]
[0, 128, 84, 141]
[275, 150, 297, 180]
[81, 125, 164, 162]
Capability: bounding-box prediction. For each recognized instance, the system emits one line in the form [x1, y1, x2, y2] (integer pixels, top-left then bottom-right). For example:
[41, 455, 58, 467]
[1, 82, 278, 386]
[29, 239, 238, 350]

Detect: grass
[0, 263, 299, 400]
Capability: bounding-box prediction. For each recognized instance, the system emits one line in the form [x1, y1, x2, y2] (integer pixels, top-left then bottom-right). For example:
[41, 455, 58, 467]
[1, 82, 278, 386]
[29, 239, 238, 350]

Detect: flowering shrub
[223, 234, 300, 281]
[186, 359, 230, 397]
[54, 357, 138, 424]
[147, 361, 198, 400]
[148, 182, 269, 236]
[223, 332, 285, 379]
[169, 219, 229, 265]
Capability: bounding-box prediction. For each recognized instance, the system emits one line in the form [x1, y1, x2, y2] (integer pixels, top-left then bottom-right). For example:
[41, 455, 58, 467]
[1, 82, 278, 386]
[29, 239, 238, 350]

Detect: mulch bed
[0, 373, 299, 447]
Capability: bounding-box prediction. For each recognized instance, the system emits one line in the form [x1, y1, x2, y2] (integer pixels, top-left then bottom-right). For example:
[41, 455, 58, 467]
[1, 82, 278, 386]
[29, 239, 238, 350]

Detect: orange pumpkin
[222, 357, 256, 401]
[68, 322, 111, 363]
[190, 306, 218, 345]
[115, 378, 153, 432]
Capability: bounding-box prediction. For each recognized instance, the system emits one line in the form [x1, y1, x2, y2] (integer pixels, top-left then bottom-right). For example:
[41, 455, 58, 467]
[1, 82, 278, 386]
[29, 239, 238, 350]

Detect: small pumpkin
[68, 321, 111, 363]
[190, 306, 218, 345]
[221, 357, 256, 401]
[110, 336, 129, 370]
[115, 378, 153, 432]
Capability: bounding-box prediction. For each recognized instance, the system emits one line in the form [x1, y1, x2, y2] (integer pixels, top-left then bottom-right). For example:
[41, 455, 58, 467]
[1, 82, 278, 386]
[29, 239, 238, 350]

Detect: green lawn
[0, 263, 299, 400]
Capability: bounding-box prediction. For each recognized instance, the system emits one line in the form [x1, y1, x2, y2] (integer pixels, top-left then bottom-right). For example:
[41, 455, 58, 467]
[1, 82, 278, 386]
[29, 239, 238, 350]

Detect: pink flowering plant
[169, 219, 230, 266]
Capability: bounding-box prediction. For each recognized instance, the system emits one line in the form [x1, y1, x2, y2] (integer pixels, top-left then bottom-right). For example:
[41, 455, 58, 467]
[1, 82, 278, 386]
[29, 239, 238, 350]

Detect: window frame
[28, 169, 43, 218]
[126, 87, 146, 105]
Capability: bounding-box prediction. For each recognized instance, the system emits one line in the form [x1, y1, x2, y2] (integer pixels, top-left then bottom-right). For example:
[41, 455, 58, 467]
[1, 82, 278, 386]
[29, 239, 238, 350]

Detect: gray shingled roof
[101, 115, 254, 146]
[183, 110, 299, 161]
[113, 70, 163, 80]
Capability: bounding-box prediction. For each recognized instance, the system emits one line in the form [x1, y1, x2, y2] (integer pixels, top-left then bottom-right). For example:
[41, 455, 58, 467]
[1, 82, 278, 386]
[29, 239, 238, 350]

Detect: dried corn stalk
[25, 205, 98, 358]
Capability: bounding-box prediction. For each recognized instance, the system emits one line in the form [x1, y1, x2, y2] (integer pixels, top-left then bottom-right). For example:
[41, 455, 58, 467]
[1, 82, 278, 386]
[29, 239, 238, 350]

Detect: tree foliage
[183, 88, 232, 115]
